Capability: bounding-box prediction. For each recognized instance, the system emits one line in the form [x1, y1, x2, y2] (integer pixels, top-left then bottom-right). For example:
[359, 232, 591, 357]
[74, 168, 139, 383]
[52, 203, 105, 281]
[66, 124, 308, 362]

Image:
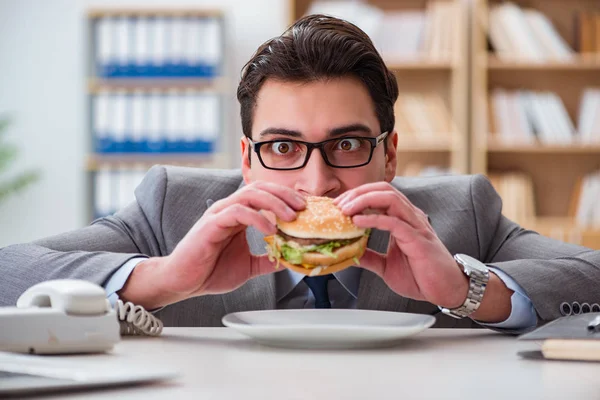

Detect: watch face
[454, 254, 488, 273]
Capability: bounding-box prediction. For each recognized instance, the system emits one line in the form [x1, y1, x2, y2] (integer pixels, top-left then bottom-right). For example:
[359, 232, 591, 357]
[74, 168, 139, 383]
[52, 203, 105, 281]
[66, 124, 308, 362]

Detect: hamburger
[264, 196, 369, 276]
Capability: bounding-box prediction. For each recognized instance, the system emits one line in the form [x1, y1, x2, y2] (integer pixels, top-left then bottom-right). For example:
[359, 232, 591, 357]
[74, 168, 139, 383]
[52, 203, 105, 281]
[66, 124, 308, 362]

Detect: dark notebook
[518, 312, 600, 361]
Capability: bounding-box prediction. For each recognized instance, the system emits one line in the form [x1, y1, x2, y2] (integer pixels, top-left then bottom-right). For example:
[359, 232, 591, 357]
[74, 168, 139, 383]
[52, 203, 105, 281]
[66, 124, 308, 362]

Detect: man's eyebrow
[258, 128, 302, 138]
[328, 124, 372, 137]
[258, 123, 373, 139]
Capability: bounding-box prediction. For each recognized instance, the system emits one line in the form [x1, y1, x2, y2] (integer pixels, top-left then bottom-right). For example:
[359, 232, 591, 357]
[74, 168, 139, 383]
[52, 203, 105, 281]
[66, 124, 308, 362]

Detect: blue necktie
[303, 274, 334, 309]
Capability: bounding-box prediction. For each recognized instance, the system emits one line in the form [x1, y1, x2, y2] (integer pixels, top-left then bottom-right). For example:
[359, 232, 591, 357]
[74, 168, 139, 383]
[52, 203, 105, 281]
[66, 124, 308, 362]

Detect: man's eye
[270, 141, 294, 155]
[336, 138, 361, 151]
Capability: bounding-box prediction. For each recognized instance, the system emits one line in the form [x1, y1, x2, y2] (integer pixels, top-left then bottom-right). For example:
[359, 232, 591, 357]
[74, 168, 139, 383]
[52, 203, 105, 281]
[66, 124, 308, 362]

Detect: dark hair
[237, 14, 398, 140]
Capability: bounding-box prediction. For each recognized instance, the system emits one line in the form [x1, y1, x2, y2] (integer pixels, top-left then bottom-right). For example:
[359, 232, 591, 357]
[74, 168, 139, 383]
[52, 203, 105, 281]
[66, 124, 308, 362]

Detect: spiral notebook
[518, 312, 600, 362]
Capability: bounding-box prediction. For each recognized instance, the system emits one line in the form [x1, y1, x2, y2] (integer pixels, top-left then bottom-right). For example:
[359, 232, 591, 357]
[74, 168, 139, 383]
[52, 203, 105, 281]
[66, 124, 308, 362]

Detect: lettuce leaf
[280, 245, 304, 265]
[313, 241, 343, 257]
[280, 240, 352, 265]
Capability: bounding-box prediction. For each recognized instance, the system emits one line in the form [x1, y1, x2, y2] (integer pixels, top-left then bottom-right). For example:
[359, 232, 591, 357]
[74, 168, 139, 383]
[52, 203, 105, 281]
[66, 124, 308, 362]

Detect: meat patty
[277, 230, 362, 247]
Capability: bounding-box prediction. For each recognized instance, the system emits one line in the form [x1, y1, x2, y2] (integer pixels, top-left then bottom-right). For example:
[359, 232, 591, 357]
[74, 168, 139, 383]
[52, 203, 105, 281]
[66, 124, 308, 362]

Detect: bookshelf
[288, 0, 470, 176]
[86, 8, 230, 221]
[471, 0, 600, 249]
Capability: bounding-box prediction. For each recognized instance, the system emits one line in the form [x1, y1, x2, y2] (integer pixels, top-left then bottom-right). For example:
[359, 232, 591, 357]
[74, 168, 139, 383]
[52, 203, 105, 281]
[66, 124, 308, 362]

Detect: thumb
[250, 254, 280, 278]
[357, 248, 386, 277]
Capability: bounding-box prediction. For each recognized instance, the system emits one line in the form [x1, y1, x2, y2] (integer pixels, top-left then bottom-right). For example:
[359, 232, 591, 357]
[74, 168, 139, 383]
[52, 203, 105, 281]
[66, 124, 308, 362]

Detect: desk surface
[40, 328, 599, 400]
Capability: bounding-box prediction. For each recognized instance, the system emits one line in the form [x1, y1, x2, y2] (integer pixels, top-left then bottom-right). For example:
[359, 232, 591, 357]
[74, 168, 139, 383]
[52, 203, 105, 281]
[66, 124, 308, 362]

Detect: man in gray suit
[1, 15, 599, 332]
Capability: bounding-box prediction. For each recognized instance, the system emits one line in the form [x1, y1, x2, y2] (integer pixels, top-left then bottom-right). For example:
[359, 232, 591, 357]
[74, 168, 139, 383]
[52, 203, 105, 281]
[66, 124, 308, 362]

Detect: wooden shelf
[397, 137, 453, 152]
[86, 153, 230, 171]
[290, 0, 470, 175]
[487, 55, 600, 71]
[487, 141, 600, 154]
[87, 9, 223, 18]
[471, 0, 600, 250]
[522, 217, 600, 249]
[88, 78, 228, 93]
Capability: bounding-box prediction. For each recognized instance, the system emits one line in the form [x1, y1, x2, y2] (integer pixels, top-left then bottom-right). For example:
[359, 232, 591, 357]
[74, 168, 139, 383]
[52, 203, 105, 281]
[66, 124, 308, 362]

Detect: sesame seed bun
[276, 196, 365, 240]
[263, 195, 369, 275]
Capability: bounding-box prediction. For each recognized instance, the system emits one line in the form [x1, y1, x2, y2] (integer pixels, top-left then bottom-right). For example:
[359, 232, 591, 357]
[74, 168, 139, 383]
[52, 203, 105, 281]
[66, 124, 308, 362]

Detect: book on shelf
[574, 12, 600, 54]
[577, 88, 600, 141]
[488, 2, 574, 62]
[93, 14, 223, 78]
[488, 172, 536, 224]
[394, 93, 454, 143]
[93, 91, 220, 154]
[488, 89, 600, 145]
[402, 163, 453, 177]
[572, 170, 600, 229]
[306, 0, 458, 62]
[93, 166, 147, 219]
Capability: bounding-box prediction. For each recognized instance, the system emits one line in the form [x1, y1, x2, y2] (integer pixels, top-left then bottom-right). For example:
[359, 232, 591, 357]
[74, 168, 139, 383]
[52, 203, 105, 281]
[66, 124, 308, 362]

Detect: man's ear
[384, 131, 398, 182]
[240, 136, 252, 183]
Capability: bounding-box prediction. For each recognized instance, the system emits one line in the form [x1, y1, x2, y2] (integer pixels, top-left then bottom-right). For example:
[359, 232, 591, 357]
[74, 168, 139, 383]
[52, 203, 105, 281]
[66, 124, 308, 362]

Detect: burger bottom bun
[279, 256, 360, 276]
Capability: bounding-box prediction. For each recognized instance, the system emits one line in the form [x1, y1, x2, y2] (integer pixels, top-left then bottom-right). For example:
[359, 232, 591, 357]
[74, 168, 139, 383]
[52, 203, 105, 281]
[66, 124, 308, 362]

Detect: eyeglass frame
[246, 131, 389, 171]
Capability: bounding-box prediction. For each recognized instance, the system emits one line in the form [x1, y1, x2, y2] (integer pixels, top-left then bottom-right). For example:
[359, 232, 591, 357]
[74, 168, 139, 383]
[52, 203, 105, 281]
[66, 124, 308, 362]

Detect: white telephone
[0, 279, 163, 355]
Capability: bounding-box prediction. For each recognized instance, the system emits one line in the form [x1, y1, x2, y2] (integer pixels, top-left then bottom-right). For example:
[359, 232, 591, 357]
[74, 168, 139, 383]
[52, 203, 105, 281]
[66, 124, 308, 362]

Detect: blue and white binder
[182, 92, 197, 151]
[116, 170, 135, 210]
[150, 17, 168, 77]
[94, 167, 115, 218]
[114, 16, 133, 77]
[95, 17, 116, 77]
[186, 17, 204, 77]
[165, 92, 180, 152]
[146, 92, 166, 152]
[133, 17, 151, 77]
[166, 18, 186, 76]
[93, 91, 112, 153]
[112, 92, 129, 152]
[197, 95, 219, 153]
[95, 14, 222, 78]
[130, 92, 146, 152]
[202, 17, 222, 77]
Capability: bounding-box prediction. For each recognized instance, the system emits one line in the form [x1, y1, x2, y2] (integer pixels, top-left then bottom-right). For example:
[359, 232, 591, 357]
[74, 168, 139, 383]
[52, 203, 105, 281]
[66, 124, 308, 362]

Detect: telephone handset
[16, 279, 112, 316]
[0, 279, 163, 355]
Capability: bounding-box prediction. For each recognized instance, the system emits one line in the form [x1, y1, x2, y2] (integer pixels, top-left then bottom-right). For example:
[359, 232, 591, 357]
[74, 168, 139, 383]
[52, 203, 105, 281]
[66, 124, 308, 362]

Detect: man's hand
[335, 182, 513, 323]
[118, 182, 305, 309]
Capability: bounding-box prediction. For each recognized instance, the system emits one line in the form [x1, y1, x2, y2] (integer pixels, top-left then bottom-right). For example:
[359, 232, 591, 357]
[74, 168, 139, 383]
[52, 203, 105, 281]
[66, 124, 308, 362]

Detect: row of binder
[93, 168, 147, 218]
[93, 92, 220, 153]
[94, 16, 222, 78]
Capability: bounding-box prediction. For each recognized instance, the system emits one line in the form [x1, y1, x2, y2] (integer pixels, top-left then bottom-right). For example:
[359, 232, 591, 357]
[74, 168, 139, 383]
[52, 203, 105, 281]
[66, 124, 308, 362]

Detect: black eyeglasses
[247, 132, 388, 171]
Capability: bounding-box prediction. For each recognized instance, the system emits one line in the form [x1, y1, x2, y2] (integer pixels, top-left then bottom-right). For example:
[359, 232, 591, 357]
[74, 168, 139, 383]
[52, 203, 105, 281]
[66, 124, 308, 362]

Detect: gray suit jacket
[2, 166, 599, 330]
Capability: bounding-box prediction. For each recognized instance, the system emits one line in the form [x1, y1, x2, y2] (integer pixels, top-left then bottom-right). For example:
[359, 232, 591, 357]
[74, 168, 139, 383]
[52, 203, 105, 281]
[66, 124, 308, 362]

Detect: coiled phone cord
[115, 299, 163, 336]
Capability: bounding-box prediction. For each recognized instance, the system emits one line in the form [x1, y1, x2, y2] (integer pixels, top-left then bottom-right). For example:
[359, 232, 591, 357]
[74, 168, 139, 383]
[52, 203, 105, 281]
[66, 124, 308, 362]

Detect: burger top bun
[277, 196, 365, 240]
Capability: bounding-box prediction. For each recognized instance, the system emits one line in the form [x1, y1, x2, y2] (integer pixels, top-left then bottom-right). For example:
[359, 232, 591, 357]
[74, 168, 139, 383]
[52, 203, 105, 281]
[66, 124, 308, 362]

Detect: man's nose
[294, 148, 340, 197]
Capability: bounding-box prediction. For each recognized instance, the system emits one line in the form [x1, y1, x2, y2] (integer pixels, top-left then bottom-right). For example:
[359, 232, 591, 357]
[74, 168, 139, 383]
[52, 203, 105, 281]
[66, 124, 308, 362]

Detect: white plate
[222, 309, 435, 349]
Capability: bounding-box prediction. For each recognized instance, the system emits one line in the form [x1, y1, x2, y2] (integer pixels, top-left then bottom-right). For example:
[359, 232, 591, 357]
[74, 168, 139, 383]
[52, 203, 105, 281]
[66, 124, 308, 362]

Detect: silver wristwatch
[439, 254, 489, 319]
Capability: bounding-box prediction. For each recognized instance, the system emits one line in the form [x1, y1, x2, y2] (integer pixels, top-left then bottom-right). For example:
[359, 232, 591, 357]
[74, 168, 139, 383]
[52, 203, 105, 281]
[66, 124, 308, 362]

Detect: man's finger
[342, 191, 424, 229]
[333, 181, 391, 206]
[210, 204, 277, 239]
[211, 189, 299, 223]
[356, 248, 386, 277]
[250, 254, 282, 278]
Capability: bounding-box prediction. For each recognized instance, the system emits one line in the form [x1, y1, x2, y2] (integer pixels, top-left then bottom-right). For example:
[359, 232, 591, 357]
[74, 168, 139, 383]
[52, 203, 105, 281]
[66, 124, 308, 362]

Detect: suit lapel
[221, 225, 277, 314]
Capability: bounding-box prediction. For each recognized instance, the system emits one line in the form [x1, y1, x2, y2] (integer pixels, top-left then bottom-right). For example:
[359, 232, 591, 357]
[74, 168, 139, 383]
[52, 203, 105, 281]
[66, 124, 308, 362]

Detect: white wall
[0, 0, 289, 246]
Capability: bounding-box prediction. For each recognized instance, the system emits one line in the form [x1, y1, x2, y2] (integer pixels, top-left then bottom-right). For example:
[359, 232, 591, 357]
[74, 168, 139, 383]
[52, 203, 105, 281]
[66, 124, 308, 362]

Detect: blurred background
[1, 0, 599, 249]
